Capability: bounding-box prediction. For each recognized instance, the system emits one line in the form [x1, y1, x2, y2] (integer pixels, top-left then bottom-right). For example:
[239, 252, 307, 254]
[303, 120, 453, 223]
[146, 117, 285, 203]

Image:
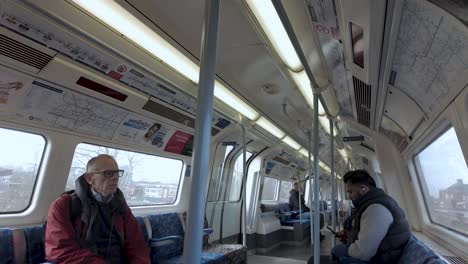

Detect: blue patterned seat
[398, 235, 446, 264]
[146, 212, 225, 264]
[147, 212, 185, 262]
[0, 228, 14, 264]
[23, 226, 46, 264]
[0, 226, 48, 264]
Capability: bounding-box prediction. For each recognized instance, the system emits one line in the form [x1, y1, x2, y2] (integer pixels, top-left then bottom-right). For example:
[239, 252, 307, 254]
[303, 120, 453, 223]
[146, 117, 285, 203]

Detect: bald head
[84, 154, 120, 197]
[86, 154, 117, 173]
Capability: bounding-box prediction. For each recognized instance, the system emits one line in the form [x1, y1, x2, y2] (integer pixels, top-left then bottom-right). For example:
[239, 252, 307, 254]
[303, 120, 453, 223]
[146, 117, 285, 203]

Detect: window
[67, 143, 183, 206]
[261, 177, 278, 201]
[0, 128, 46, 212]
[278, 180, 293, 201]
[414, 127, 468, 235]
[228, 152, 253, 201]
[350, 22, 364, 68]
[208, 145, 234, 202]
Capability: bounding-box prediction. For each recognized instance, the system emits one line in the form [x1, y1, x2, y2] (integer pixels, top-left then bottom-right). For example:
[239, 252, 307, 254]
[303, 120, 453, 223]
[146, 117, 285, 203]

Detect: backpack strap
[66, 190, 82, 223]
[42, 190, 83, 244]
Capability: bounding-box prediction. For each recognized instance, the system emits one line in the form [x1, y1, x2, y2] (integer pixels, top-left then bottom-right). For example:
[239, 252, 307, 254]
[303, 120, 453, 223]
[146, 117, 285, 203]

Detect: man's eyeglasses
[91, 170, 124, 178]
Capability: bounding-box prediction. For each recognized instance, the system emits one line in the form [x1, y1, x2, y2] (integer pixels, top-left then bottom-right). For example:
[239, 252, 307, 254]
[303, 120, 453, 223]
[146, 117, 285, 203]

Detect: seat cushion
[203, 244, 247, 264]
[0, 228, 14, 264]
[23, 226, 45, 264]
[398, 235, 441, 264]
[148, 212, 185, 260]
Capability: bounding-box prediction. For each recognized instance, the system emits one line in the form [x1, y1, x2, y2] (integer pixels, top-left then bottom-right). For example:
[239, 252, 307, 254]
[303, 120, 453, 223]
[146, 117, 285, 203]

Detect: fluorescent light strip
[255, 117, 285, 139]
[73, 0, 260, 120]
[214, 81, 259, 120]
[245, 0, 302, 71]
[73, 0, 199, 83]
[290, 70, 325, 115]
[299, 148, 309, 158]
[319, 161, 331, 172]
[319, 115, 338, 136]
[282, 136, 301, 150]
[338, 148, 348, 161]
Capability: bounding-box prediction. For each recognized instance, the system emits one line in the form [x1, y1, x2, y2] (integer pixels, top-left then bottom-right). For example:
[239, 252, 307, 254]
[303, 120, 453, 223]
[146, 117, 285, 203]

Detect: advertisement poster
[164, 130, 193, 156]
[265, 161, 276, 175]
[116, 114, 173, 149]
[0, 69, 32, 113]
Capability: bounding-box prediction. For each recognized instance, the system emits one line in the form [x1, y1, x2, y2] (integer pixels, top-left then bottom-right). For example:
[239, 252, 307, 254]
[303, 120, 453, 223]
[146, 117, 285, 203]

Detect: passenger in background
[331, 170, 411, 264]
[289, 182, 325, 240]
[45, 154, 150, 264]
[289, 182, 310, 212]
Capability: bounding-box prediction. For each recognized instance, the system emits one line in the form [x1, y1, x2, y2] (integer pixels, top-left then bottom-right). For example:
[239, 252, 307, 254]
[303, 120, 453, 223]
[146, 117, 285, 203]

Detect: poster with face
[115, 114, 173, 149]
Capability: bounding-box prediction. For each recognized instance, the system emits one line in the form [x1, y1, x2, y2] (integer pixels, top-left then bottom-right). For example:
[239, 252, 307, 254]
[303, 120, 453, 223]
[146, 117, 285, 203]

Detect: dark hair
[343, 169, 376, 188]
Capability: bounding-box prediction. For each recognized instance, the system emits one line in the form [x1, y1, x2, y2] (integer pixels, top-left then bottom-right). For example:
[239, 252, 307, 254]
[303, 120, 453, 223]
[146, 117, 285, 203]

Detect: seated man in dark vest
[45, 154, 150, 264]
[331, 170, 411, 264]
[289, 182, 310, 212]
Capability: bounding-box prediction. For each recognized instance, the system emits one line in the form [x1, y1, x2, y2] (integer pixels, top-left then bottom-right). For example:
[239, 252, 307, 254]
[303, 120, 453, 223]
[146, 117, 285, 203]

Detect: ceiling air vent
[352, 76, 371, 127]
[273, 156, 291, 166]
[143, 99, 221, 136]
[143, 98, 195, 128]
[0, 32, 53, 70]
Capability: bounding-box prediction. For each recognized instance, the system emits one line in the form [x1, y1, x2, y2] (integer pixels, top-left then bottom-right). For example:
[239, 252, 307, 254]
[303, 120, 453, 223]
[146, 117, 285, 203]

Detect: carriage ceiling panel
[126, 0, 327, 149]
[390, 0, 468, 120]
[427, 0, 468, 26]
[306, 0, 354, 118]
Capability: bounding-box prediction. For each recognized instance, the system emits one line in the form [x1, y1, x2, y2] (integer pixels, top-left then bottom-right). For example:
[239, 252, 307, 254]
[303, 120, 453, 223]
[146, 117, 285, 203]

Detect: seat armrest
[150, 235, 183, 247]
[203, 228, 214, 236]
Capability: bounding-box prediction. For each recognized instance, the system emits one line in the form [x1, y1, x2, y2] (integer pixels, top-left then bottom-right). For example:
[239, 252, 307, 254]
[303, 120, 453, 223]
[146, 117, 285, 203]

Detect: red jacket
[45, 194, 150, 264]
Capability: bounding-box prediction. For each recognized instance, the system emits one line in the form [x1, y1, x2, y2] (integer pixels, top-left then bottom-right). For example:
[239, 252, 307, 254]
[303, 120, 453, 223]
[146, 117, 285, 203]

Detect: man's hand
[335, 230, 349, 242]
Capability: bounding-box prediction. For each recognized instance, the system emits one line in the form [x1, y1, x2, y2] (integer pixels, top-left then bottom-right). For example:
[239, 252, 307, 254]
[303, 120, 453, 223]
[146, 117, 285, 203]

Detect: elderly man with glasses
[45, 154, 150, 264]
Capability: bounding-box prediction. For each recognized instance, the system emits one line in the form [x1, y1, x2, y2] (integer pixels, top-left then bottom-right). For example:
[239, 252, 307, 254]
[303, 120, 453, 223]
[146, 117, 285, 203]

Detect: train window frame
[67, 142, 184, 207]
[208, 144, 235, 202]
[228, 151, 254, 202]
[412, 125, 468, 237]
[0, 127, 47, 214]
[278, 180, 293, 202]
[261, 176, 279, 201]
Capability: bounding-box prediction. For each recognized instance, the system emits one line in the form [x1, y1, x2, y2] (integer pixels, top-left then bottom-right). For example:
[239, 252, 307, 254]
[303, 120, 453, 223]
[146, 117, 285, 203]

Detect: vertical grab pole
[330, 118, 336, 248]
[307, 131, 314, 251]
[299, 178, 302, 221]
[241, 123, 247, 247]
[313, 95, 321, 264]
[182, 1, 220, 263]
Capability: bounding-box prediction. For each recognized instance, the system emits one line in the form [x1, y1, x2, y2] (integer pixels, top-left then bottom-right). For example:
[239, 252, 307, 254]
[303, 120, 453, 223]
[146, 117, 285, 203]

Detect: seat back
[0, 228, 14, 264]
[398, 235, 444, 264]
[0, 226, 46, 264]
[147, 212, 185, 260]
[23, 226, 45, 264]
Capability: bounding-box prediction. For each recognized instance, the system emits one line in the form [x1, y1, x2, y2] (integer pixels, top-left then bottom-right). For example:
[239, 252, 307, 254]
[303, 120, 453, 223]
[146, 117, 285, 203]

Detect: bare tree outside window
[67, 143, 183, 206]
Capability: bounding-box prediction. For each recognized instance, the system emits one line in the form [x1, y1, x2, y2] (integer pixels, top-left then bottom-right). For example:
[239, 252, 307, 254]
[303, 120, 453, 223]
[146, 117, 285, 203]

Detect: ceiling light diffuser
[256, 117, 285, 138]
[73, 0, 199, 83]
[245, 0, 302, 71]
[282, 136, 301, 150]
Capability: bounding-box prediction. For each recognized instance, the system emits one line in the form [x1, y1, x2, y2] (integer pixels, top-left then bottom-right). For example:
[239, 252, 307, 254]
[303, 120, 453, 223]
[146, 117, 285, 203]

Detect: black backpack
[42, 190, 82, 243]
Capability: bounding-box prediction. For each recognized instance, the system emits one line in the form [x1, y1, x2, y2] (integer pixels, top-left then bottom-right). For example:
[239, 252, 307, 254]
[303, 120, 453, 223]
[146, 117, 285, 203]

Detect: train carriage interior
[0, 0, 467, 263]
